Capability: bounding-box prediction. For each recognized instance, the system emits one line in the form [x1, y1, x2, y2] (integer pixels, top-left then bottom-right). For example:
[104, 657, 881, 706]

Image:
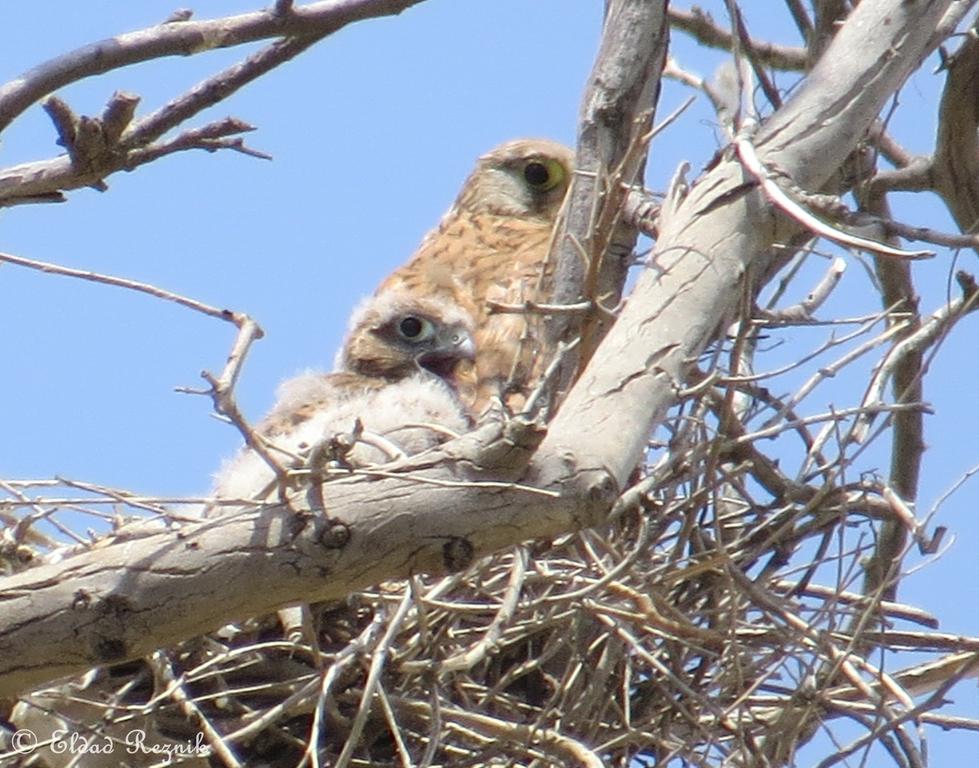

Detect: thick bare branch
[0, 421, 614, 698]
[541, 0, 955, 488]
[548, 0, 669, 376]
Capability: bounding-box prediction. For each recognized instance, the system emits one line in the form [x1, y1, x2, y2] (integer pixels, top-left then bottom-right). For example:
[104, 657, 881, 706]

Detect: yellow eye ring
[522, 158, 567, 192]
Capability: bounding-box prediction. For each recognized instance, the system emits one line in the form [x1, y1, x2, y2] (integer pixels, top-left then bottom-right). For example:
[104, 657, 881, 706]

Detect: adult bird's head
[451, 138, 575, 219]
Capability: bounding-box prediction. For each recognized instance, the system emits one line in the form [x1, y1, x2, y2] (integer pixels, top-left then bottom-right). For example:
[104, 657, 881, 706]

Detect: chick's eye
[522, 158, 566, 192]
[398, 316, 427, 339]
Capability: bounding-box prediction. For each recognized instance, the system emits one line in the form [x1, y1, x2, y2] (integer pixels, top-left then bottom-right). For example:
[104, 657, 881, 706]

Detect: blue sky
[1, 2, 976, 764]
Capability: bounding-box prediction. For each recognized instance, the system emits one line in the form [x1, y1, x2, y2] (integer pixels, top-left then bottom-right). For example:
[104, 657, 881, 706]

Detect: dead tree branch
[548, 0, 669, 384]
[0, 0, 424, 135]
[668, 5, 809, 70]
[543, 0, 956, 490]
[0, 420, 612, 699]
[0, 0, 426, 206]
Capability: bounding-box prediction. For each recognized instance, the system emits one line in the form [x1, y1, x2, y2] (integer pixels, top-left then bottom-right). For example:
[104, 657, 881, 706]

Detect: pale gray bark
[0, 422, 614, 699]
[544, 0, 957, 487]
[0, 0, 960, 703]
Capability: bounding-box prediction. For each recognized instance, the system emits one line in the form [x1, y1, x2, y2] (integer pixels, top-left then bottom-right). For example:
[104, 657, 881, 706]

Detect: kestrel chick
[211, 291, 475, 506]
[12, 296, 477, 766]
[378, 138, 574, 413]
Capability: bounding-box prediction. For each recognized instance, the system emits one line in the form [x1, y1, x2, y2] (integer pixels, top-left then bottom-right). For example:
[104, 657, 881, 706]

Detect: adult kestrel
[210, 290, 475, 505]
[378, 138, 574, 414]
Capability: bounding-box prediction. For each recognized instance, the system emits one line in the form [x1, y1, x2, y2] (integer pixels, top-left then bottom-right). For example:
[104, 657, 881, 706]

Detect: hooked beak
[453, 332, 476, 362]
[416, 325, 475, 379]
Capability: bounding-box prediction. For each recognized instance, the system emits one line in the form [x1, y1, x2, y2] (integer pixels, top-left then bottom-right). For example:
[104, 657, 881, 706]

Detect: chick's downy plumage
[211, 291, 475, 504]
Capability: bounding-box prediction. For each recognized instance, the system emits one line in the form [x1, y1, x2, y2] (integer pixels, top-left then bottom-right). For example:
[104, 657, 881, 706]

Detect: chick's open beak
[416, 324, 475, 379]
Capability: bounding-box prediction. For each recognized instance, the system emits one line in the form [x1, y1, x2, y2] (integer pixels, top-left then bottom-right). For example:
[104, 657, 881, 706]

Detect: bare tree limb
[0, 0, 426, 135]
[0, 421, 614, 698]
[932, 25, 979, 235]
[858, 185, 925, 606]
[0, 2, 432, 207]
[548, 0, 669, 379]
[668, 6, 809, 70]
[542, 0, 956, 490]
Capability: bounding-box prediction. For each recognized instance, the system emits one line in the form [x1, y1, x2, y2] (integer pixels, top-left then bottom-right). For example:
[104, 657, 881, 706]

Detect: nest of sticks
[5, 356, 969, 768]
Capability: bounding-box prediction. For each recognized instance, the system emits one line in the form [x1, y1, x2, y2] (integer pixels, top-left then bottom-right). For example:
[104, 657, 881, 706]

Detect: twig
[926, 459, 979, 521]
[127, 117, 271, 163]
[771, 581, 939, 629]
[199, 320, 283, 483]
[815, 664, 976, 768]
[759, 256, 846, 322]
[331, 588, 414, 768]
[0, 114, 264, 206]
[735, 134, 934, 260]
[486, 299, 594, 316]
[856, 286, 979, 445]
[0, 250, 244, 322]
[147, 651, 241, 767]
[390, 697, 607, 768]
[668, 6, 808, 71]
[439, 547, 528, 672]
[833, 203, 979, 251]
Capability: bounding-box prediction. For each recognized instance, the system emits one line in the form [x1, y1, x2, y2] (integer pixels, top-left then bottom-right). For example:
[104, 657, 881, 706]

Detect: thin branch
[668, 6, 808, 71]
[0, 0, 427, 135]
[0, 117, 264, 205]
[0, 250, 248, 324]
[120, 36, 314, 150]
[735, 134, 934, 260]
[759, 256, 846, 322]
[147, 651, 242, 768]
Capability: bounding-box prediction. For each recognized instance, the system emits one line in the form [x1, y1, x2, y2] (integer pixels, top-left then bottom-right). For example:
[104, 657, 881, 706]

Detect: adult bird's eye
[522, 158, 566, 192]
[398, 316, 427, 340]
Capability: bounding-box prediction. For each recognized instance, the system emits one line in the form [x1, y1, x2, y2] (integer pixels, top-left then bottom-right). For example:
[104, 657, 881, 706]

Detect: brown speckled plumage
[378, 139, 574, 413]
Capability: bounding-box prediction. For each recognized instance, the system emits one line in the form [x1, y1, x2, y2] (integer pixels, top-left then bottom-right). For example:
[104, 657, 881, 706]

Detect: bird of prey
[211, 290, 476, 506]
[377, 138, 574, 414]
